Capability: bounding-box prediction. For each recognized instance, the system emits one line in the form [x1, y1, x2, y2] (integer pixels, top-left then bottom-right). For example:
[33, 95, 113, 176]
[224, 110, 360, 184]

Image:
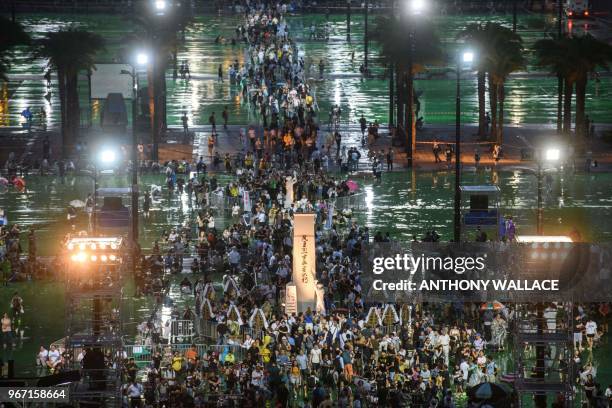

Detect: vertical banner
[292, 213, 317, 312]
[324, 203, 334, 230]
[285, 283, 298, 315]
[243, 190, 251, 212]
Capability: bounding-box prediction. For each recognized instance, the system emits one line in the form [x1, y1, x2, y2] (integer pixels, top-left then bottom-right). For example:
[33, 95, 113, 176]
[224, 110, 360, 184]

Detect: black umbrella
[467, 382, 512, 402]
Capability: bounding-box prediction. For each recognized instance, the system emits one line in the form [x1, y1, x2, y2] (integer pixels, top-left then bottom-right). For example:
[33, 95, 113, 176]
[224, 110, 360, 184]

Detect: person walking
[218, 64, 224, 82]
[433, 140, 442, 163]
[181, 111, 189, 138]
[386, 149, 394, 171]
[222, 106, 229, 129]
[209, 112, 217, 133]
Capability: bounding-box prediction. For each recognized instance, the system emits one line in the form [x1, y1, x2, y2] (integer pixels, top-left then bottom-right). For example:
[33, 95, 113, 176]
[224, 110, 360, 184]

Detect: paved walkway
[3, 122, 612, 173]
[183, 122, 612, 172]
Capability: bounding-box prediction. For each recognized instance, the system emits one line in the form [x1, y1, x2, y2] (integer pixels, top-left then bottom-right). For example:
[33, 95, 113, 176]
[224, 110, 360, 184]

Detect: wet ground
[2, 10, 612, 401]
[2, 12, 612, 130]
[1, 170, 612, 258]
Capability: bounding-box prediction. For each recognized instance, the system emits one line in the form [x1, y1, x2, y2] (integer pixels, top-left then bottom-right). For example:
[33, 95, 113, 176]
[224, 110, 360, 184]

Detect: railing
[170, 319, 195, 343]
[332, 192, 367, 212]
[124, 343, 246, 366]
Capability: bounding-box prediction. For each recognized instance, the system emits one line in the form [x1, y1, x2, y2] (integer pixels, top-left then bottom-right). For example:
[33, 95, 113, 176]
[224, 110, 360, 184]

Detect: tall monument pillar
[292, 213, 317, 313]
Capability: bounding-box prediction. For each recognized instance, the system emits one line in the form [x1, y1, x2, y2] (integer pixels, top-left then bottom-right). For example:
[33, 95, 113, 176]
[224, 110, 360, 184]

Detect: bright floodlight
[136, 53, 149, 66]
[545, 148, 561, 161]
[155, 0, 167, 10]
[463, 51, 475, 63]
[100, 149, 117, 164]
[410, 0, 426, 14]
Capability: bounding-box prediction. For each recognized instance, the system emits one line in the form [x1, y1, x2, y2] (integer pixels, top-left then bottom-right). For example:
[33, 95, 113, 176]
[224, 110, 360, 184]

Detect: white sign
[90, 63, 134, 99]
[285, 283, 298, 315]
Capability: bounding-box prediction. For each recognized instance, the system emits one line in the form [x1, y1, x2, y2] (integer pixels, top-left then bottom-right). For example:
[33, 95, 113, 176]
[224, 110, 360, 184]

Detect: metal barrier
[171, 320, 195, 343]
[124, 343, 246, 366]
[200, 319, 220, 342]
[332, 192, 367, 212]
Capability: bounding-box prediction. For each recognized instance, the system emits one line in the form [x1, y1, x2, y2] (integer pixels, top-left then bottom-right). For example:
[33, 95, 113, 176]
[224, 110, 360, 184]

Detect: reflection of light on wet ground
[364, 184, 374, 219]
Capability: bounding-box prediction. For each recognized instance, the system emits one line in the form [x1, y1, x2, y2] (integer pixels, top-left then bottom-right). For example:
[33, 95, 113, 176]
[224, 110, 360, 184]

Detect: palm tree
[482, 24, 525, 144]
[457, 23, 489, 140]
[0, 16, 30, 81]
[571, 35, 612, 140]
[128, 2, 192, 161]
[535, 35, 612, 140]
[372, 15, 443, 159]
[38, 29, 105, 158]
[534, 37, 575, 134]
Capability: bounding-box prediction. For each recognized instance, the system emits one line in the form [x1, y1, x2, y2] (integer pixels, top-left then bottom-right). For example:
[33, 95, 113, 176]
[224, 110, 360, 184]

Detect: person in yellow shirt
[283, 133, 293, 149]
[260, 345, 271, 365]
[224, 350, 235, 366]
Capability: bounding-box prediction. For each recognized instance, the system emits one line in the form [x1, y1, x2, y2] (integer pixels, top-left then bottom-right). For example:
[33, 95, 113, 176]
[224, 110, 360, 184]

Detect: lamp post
[347, 0, 351, 42]
[536, 147, 561, 235]
[404, 0, 425, 166]
[121, 52, 149, 246]
[453, 50, 474, 243]
[364, 0, 368, 71]
[92, 149, 118, 235]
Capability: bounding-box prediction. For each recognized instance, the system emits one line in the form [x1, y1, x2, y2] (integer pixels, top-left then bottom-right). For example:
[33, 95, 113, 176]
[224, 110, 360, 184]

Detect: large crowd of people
[0, 2, 609, 408]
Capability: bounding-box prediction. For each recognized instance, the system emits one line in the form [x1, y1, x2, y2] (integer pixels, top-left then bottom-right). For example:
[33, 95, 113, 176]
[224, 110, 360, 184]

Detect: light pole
[536, 147, 561, 235]
[557, 0, 564, 133]
[121, 52, 149, 245]
[364, 0, 368, 71]
[347, 0, 351, 42]
[403, 0, 426, 166]
[92, 149, 118, 235]
[453, 50, 474, 243]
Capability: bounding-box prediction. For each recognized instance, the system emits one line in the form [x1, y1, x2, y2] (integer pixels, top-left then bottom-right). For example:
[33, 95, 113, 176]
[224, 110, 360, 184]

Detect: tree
[534, 37, 575, 135]
[482, 23, 525, 144]
[534, 35, 612, 141]
[457, 23, 489, 140]
[128, 2, 192, 161]
[38, 29, 105, 158]
[0, 16, 30, 81]
[372, 15, 443, 160]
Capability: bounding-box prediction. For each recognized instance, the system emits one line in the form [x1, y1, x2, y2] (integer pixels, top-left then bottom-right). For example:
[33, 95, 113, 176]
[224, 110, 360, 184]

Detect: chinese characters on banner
[292, 213, 317, 312]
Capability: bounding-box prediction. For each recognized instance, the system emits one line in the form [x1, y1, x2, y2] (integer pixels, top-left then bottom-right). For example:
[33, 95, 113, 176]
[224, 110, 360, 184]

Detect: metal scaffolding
[512, 243, 575, 407]
[63, 237, 125, 407]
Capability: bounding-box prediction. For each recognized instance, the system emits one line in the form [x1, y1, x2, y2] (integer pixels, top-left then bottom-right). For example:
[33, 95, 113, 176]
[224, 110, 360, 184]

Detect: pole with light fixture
[453, 50, 474, 242]
[93, 149, 117, 235]
[537, 147, 561, 235]
[121, 52, 149, 245]
[404, 0, 425, 165]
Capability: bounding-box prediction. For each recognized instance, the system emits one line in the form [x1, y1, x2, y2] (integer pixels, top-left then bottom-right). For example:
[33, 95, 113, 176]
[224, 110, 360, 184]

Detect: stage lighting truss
[66, 237, 123, 265]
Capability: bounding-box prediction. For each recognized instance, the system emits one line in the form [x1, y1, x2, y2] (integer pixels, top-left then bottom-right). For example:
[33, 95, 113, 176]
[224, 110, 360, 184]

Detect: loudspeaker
[470, 195, 489, 211]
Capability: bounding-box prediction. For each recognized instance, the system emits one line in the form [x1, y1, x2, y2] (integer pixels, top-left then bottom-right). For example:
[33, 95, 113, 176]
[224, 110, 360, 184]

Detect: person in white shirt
[310, 344, 322, 372]
[251, 366, 264, 388]
[37, 346, 48, 368]
[127, 381, 143, 407]
[242, 334, 254, 349]
[437, 328, 451, 366]
[47, 345, 61, 370]
[585, 319, 597, 349]
[460, 359, 469, 382]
